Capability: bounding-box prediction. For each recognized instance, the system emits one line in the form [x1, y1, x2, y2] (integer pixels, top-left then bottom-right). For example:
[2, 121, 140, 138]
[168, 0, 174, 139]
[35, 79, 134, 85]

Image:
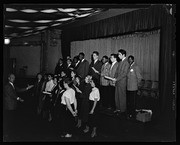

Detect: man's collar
[122, 57, 126, 61]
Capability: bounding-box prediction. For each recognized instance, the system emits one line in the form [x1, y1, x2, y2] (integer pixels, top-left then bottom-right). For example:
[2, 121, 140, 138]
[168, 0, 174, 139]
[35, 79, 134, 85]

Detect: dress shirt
[89, 87, 100, 101]
[61, 88, 75, 105]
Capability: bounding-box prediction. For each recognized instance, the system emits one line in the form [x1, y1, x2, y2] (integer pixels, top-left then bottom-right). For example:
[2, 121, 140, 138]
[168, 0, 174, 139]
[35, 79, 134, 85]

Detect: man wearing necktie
[3, 73, 33, 138]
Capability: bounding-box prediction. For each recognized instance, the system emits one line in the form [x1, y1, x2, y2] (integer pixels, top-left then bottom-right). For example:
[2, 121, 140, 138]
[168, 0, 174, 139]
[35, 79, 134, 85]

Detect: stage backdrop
[71, 29, 160, 81]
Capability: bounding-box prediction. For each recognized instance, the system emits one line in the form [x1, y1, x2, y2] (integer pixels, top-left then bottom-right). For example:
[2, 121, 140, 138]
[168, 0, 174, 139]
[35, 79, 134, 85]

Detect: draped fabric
[71, 30, 160, 81]
[61, 4, 175, 119]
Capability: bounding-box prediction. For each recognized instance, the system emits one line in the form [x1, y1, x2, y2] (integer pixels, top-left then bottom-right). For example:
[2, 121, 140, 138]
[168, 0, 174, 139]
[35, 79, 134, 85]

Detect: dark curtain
[61, 5, 175, 120]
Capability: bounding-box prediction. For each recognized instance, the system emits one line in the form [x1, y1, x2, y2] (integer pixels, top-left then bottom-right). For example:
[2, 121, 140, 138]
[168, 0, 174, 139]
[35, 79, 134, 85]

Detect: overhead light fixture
[75, 13, 91, 18]
[55, 17, 73, 22]
[8, 19, 30, 23]
[9, 33, 18, 37]
[5, 25, 13, 28]
[34, 20, 52, 23]
[51, 23, 62, 27]
[4, 38, 10, 44]
[18, 27, 31, 29]
[36, 26, 48, 30]
[21, 9, 38, 13]
[41, 9, 58, 13]
[67, 13, 75, 16]
[58, 8, 77, 12]
[24, 30, 33, 33]
[79, 8, 92, 10]
[6, 8, 17, 12]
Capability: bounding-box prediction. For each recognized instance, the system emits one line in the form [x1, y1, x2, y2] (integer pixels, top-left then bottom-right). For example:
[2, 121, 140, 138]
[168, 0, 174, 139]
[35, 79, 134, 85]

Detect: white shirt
[45, 80, 54, 92]
[122, 57, 126, 62]
[89, 87, 100, 101]
[81, 58, 85, 62]
[94, 59, 98, 64]
[61, 88, 76, 105]
[130, 62, 135, 67]
[110, 60, 117, 70]
[75, 61, 80, 66]
[9, 82, 15, 89]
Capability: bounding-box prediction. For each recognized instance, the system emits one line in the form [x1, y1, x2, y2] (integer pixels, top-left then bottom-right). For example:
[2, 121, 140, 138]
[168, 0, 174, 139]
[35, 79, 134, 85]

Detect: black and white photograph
[3, 3, 176, 142]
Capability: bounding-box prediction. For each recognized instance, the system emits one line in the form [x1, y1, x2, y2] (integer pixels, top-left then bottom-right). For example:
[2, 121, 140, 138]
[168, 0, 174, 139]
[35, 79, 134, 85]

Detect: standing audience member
[72, 56, 80, 70]
[65, 58, 73, 78]
[114, 49, 129, 114]
[32, 73, 43, 115]
[80, 75, 92, 131]
[107, 54, 119, 110]
[127, 55, 142, 119]
[83, 78, 100, 138]
[88, 51, 102, 88]
[76, 52, 89, 80]
[60, 78, 77, 138]
[3, 73, 33, 137]
[100, 55, 111, 108]
[54, 58, 64, 76]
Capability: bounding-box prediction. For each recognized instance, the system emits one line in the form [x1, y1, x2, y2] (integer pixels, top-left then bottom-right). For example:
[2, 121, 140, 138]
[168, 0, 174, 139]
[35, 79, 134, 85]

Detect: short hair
[128, 55, 134, 61]
[102, 55, 108, 60]
[111, 53, 117, 59]
[118, 49, 126, 57]
[67, 58, 72, 62]
[63, 78, 72, 86]
[79, 52, 85, 57]
[48, 73, 53, 78]
[93, 51, 99, 56]
[91, 78, 98, 87]
[8, 73, 15, 78]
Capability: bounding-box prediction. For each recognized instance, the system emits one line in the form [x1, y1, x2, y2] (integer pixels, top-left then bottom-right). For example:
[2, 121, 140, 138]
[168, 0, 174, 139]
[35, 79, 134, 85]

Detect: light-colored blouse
[61, 88, 76, 105]
[89, 87, 100, 101]
[45, 80, 54, 92]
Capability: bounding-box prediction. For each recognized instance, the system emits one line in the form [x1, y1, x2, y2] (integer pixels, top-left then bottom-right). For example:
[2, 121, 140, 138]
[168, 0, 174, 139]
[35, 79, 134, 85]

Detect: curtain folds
[61, 4, 174, 117]
[71, 30, 160, 81]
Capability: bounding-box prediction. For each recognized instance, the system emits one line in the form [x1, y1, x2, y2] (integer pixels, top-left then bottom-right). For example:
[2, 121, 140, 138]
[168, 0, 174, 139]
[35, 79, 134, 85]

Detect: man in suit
[76, 52, 89, 80]
[88, 51, 103, 88]
[113, 49, 130, 114]
[107, 54, 119, 110]
[72, 55, 80, 70]
[65, 58, 73, 78]
[3, 73, 33, 137]
[127, 55, 142, 119]
[100, 55, 111, 108]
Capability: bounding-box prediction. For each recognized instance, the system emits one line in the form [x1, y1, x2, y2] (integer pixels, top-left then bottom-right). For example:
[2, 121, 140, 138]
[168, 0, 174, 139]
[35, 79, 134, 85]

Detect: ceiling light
[21, 9, 38, 13]
[51, 23, 62, 27]
[55, 17, 73, 22]
[8, 19, 30, 23]
[34, 20, 52, 23]
[5, 25, 13, 28]
[67, 13, 75, 16]
[79, 8, 92, 10]
[18, 27, 31, 29]
[41, 9, 58, 13]
[36, 26, 48, 30]
[24, 30, 33, 33]
[75, 13, 91, 18]
[58, 8, 77, 12]
[9, 33, 18, 37]
[6, 8, 17, 12]
[4, 38, 10, 44]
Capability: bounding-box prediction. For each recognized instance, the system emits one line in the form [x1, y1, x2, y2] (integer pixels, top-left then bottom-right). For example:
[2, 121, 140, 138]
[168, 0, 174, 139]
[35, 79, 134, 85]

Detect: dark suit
[76, 59, 89, 79]
[54, 64, 64, 75]
[114, 58, 129, 112]
[88, 60, 102, 87]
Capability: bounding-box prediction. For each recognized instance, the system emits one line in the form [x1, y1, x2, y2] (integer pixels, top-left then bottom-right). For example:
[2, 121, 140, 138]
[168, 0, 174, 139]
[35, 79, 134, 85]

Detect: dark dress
[79, 81, 92, 123]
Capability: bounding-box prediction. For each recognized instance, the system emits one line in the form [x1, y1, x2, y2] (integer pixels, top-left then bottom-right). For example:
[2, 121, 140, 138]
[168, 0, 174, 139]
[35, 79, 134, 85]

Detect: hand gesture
[27, 84, 34, 90]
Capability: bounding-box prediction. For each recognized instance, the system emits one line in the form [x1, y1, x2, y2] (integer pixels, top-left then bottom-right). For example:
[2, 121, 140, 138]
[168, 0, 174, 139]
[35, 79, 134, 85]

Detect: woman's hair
[63, 78, 73, 86]
[90, 78, 98, 87]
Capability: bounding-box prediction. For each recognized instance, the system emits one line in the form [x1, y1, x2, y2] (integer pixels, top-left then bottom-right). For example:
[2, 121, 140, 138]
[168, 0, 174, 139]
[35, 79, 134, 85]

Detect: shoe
[83, 127, 89, 133]
[64, 133, 72, 138]
[91, 131, 97, 138]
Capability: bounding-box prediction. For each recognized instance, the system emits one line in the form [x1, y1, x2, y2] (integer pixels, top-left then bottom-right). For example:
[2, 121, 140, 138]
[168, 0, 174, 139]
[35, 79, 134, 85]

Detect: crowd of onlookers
[4, 49, 143, 138]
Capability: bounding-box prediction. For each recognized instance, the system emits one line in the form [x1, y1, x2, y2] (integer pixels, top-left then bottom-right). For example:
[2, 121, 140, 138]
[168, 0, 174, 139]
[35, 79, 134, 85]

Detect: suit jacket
[76, 59, 89, 79]
[89, 60, 102, 82]
[100, 62, 111, 86]
[127, 62, 142, 91]
[54, 64, 64, 75]
[114, 58, 129, 86]
[4, 82, 27, 110]
[108, 61, 119, 86]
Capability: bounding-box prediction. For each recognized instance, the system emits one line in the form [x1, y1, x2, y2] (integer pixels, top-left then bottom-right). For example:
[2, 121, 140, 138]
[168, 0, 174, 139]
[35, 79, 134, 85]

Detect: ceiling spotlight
[34, 20, 52, 23]
[79, 8, 92, 10]
[6, 8, 18, 12]
[4, 38, 10, 44]
[21, 9, 38, 13]
[58, 8, 77, 12]
[55, 17, 73, 22]
[8, 19, 30, 23]
[41, 9, 58, 13]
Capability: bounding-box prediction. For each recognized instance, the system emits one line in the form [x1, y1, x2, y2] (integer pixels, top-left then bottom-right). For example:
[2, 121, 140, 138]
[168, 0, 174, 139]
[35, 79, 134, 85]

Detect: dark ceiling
[4, 4, 152, 39]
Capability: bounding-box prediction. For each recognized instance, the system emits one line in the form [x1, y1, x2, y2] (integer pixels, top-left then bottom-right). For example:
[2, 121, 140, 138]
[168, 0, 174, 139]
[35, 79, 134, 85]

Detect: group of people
[4, 48, 142, 139]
